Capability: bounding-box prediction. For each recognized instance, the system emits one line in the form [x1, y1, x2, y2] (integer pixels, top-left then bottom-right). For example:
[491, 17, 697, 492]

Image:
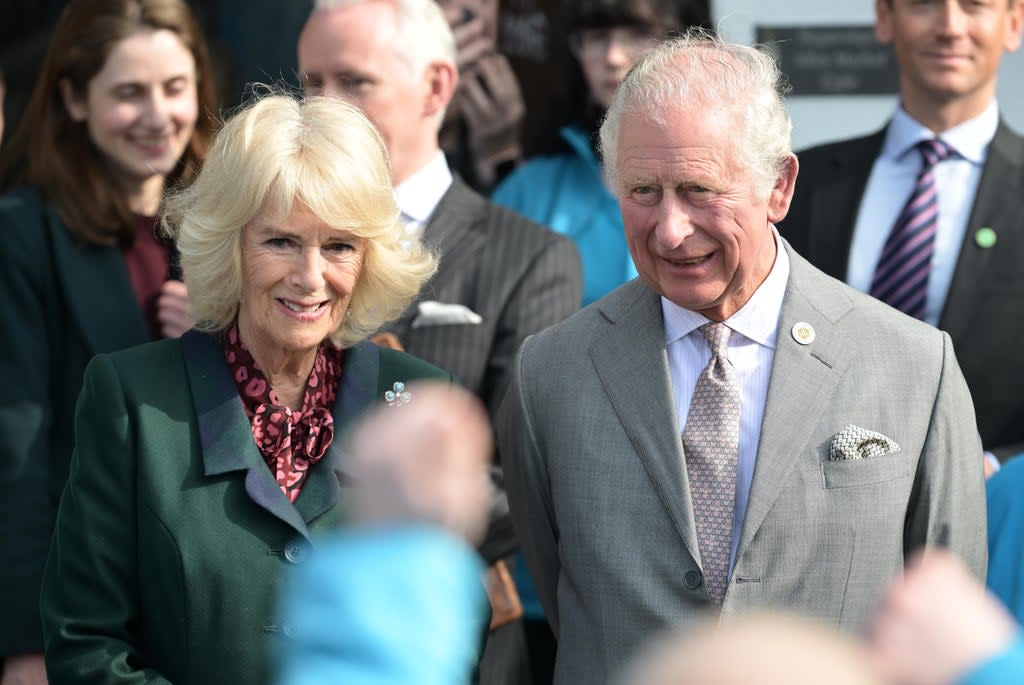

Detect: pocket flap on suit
[820, 452, 916, 489]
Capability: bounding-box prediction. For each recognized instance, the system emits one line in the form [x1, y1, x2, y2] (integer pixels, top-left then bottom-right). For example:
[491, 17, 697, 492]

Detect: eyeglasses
[569, 26, 665, 60]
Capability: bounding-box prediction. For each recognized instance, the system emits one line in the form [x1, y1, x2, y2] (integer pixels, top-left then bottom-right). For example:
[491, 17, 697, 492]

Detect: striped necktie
[869, 138, 955, 319]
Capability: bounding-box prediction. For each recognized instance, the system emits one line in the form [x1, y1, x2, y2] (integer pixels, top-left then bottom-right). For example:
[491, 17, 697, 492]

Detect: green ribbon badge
[975, 227, 997, 249]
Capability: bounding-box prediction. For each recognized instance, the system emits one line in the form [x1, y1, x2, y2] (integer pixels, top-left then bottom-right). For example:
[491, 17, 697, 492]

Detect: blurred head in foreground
[616, 612, 883, 685]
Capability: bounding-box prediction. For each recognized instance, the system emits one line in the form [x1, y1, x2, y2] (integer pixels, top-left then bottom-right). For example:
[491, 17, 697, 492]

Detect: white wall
[712, 0, 1024, 151]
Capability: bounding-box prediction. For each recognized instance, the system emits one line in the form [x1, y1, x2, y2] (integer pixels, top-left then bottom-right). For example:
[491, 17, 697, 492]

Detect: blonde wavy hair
[163, 94, 437, 348]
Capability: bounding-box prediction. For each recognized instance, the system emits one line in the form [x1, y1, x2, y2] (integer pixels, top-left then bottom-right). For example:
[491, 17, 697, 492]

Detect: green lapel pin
[975, 227, 997, 249]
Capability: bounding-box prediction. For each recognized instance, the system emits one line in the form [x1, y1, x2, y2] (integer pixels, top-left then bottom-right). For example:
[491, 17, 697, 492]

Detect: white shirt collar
[394, 151, 453, 224]
[883, 102, 998, 166]
[662, 228, 790, 349]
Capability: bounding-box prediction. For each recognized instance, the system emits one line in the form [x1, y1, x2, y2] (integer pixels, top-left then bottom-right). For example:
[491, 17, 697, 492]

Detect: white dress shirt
[663, 229, 790, 575]
[394, 151, 453, 244]
[847, 103, 997, 326]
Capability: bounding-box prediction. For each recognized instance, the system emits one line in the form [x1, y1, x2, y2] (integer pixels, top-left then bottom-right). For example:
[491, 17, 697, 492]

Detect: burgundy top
[223, 322, 343, 502]
[120, 215, 171, 340]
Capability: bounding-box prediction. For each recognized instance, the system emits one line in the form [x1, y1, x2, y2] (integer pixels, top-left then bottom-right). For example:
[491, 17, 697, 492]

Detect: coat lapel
[590, 282, 701, 566]
[48, 212, 148, 354]
[801, 129, 885, 280]
[295, 340, 382, 522]
[183, 330, 314, 539]
[184, 332, 386, 536]
[737, 247, 852, 556]
[939, 122, 1024, 342]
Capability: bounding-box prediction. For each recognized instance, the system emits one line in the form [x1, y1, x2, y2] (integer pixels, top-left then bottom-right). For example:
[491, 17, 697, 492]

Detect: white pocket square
[411, 301, 483, 327]
[829, 425, 900, 461]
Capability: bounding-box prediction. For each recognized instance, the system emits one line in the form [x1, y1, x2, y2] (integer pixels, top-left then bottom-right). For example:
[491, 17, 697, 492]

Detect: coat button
[283, 624, 296, 639]
[284, 540, 309, 564]
[684, 570, 703, 590]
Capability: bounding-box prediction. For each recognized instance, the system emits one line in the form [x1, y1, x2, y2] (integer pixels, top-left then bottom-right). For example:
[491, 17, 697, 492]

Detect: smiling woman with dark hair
[0, 2, 217, 682]
[39, 93, 454, 685]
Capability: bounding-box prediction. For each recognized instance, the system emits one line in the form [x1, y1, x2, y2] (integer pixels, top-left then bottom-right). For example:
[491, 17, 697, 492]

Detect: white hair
[312, 0, 456, 73]
[600, 28, 793, 201]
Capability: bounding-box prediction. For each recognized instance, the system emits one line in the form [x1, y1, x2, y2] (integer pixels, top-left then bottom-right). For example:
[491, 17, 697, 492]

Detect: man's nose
[653, 196, 695, 250]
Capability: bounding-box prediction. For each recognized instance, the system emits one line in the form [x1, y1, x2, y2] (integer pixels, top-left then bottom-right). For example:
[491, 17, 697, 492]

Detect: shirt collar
[662, 228, 790, 348]
[394, 151, 453, 224]
[883, 102, 998, 165]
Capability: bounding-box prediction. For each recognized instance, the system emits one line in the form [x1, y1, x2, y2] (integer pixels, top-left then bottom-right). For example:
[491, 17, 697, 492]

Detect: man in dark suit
[781, 0, 1024, 460]
[297, 2, 582, 683]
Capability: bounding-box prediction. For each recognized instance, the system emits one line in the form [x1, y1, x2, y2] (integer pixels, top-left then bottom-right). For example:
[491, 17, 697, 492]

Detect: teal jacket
[492, 124, 637, 306]
[41, 331, 458, 685]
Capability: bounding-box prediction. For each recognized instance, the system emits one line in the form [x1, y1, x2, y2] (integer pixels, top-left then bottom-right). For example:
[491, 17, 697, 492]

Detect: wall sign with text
[757, 26, 899, 96]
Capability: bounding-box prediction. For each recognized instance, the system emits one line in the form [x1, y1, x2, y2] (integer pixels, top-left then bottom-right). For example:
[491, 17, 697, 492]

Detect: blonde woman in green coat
[40, 94, 459, 685]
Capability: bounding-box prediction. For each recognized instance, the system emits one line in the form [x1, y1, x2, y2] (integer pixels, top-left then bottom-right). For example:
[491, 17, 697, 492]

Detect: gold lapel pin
[791, 322, 816, 345]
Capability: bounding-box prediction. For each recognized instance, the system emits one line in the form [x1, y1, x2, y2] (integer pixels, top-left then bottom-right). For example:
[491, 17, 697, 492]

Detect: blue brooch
[385, 381, 411, 407]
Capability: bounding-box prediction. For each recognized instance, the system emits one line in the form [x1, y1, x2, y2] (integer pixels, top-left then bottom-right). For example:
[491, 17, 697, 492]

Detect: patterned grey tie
[682, 322, 740, 605]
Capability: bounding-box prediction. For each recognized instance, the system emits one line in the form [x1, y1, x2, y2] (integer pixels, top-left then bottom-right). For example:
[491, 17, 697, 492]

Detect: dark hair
[570, 0, 709, 34]
[564, 0, 711, 137]
[0, 0, 217, 246]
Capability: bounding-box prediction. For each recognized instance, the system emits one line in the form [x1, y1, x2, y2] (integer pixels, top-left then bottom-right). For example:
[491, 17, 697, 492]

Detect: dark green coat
[40, 330, 455, 685]
[0, 187, 152, 655]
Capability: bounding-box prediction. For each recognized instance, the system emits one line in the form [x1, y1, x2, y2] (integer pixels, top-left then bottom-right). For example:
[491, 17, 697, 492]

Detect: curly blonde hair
[163, 94, 437, 348]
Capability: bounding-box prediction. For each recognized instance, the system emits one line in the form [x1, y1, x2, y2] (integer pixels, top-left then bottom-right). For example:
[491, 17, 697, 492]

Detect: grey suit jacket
[781, 122, 1024, 457]
[497, 244, 986, 685]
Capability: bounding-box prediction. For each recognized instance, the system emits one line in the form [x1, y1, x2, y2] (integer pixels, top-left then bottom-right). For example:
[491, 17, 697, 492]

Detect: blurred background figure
[277, 382, 493, 685]
[871, 549, 1024, 685]
[493, 0, 707, 307]
[617, 613, 883, 685]
[439, 0, 526, 192]
[40, 93, 446, 685]
[0, 1, 216, 683]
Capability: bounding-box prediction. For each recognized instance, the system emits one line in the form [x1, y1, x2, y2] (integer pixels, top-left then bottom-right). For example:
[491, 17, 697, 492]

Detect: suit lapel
[48, 212, 148, 354]
[183, 330, 314, 539]
[802, 129, 885, 279]
[939, 122, 1024, 341]
[590, 282, 701, 566]
[737, 247, 852, 556]
[388, 178, 488, 338]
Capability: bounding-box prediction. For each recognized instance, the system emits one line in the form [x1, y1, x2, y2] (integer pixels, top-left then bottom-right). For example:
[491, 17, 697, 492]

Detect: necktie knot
[699, 322, 732, 359]
[917, 138, 955, 170]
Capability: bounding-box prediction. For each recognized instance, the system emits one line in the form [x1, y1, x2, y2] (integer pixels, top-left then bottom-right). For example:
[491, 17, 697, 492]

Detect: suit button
[684, 570, 703, 590]
[283, 624, 296, 639]
[284, 540, 309, 565]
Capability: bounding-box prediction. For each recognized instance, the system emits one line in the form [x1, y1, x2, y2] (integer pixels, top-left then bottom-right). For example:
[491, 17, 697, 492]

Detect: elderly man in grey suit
[497, 30, 987, 685]
[298, 2, 581, 684]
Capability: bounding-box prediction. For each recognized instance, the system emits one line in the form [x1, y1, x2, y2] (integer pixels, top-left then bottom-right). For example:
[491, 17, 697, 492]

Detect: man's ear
[874, 0, 894, 44]
[767, 153, 799, 225]
[1002, 0, 1024, 53]
[59, 78, 88, 122]
[423, 59, 457, 119]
